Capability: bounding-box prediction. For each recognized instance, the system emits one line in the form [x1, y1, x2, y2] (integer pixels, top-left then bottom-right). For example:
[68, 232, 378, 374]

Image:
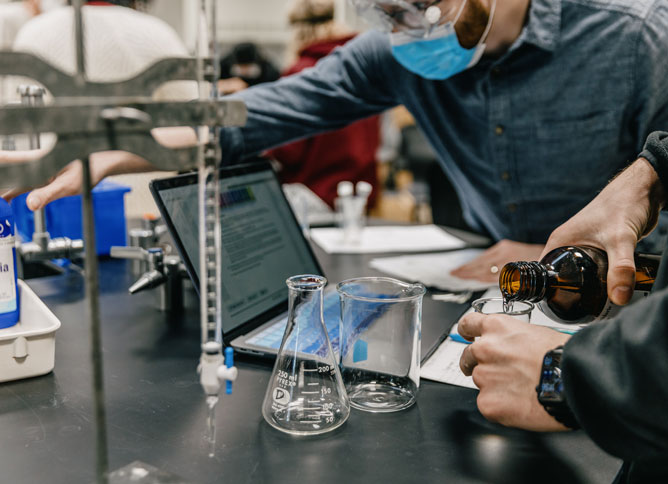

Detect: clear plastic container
[0, 280, 61, 382]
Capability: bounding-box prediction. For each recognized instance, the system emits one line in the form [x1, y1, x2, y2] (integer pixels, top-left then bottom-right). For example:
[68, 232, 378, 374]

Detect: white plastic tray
[0, 279, 61, 383]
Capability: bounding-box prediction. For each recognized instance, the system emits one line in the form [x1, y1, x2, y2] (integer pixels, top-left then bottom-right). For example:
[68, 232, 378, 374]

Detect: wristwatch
[536, 345, 580, 429]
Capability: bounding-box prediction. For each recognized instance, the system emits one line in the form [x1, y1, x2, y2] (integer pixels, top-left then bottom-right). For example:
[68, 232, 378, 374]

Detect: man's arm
[458, 131, 668, 433]
[221, 31, 399, 163]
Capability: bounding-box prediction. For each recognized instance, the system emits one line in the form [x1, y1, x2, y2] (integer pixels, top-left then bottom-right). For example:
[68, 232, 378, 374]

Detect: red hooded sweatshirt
[267, 35, 380, 208]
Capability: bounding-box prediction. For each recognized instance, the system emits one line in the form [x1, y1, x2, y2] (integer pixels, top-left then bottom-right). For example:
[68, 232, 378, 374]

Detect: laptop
[150, 161, 348, 358]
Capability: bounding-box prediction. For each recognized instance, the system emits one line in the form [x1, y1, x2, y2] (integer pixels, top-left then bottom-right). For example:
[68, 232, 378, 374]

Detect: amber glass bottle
[499, 246, 661, 324]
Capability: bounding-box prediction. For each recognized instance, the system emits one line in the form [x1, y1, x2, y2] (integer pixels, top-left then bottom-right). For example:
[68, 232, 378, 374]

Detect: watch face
[538, 351, 564, 404]
[538, 368, 563, 403]
[536, 346, 578, 428]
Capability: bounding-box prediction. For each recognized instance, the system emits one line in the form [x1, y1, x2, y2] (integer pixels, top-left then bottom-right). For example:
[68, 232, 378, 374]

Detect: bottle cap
[337, 181, 354, 197]
[355, 181, 372, 198]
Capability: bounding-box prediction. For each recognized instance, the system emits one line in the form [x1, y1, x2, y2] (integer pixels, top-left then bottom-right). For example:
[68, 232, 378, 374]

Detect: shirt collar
[514, 0, 561, 52]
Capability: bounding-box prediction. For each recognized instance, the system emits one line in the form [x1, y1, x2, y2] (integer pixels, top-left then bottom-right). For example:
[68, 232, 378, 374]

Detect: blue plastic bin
[11, 180, 131, 256]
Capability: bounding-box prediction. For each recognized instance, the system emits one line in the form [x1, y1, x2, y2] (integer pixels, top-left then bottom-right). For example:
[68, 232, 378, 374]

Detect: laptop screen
[150, 162, 323, 337]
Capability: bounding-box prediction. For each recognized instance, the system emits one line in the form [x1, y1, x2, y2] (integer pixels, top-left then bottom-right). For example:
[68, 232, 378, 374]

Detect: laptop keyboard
[246, 291, 342, 352]
[245, 291, 392, 357]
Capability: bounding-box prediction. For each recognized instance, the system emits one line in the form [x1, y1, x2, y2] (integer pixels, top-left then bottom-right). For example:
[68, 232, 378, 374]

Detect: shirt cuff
[639, 131, 668, 196]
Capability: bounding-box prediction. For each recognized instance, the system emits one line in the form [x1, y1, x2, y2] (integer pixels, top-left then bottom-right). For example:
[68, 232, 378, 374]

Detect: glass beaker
[472, 297, 533, 323]
[337, 277, 426, 413]
[335, 196, 367, 244]
[262, 275, 350, 435]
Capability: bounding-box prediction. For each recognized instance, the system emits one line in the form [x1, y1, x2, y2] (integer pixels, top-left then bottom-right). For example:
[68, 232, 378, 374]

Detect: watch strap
[541, 403, 580, 430]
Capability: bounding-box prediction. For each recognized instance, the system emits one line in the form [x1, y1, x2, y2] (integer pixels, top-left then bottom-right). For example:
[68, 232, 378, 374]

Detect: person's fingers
[606, 238, 638, 305]
[459, 344, 478, 376]
[451, 246, 498, 276]
[26, 170, 80, 211]
[451, 267, 499, 282]
[451, 256, 501, 281]
[458, 312, 486, 340]
[450, 260, 477, 274]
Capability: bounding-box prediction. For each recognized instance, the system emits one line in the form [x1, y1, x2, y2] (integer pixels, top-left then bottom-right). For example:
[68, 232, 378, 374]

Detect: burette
[195, 0, 238, 457]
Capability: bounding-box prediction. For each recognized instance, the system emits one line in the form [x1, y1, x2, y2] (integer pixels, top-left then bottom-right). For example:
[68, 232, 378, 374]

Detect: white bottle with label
[0, 199, 19, 329]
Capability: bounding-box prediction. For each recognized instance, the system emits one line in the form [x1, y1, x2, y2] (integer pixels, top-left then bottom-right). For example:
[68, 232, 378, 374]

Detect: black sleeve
[561, 281, 668, 462]
[639, 131, 668, 195]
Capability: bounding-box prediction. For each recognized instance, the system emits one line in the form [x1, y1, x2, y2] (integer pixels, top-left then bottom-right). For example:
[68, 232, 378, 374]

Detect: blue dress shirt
[221, 0, 668, 249]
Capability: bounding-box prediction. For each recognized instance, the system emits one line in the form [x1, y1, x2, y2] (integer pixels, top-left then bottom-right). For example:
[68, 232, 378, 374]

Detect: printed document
[310, 225, 466, 254]
[370, 249, 496, 291]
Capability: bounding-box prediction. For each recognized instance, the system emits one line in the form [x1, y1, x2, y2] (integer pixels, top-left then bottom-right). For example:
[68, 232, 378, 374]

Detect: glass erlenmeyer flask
[262, 275, 350, 435]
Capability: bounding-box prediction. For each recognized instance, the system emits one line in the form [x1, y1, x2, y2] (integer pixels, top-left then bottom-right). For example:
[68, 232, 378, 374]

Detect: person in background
[266, 0, 380, 209]
[457, 132, 668, 482]
[217, 42, 280, 95]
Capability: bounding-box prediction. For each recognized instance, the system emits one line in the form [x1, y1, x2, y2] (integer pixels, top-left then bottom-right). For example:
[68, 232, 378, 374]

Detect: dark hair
[232, 42, 261, 64]
[288, 0, 335, 25]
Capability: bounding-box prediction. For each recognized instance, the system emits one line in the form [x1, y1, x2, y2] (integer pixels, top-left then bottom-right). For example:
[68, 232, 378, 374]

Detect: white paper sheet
[421, 333, 477, 389]
[310, 225, 466, 254]
[420, 288, 582, 389]
[369, 249, 496, 291]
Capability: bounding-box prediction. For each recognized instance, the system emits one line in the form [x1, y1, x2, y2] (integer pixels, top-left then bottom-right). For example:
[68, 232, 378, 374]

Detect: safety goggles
[351, 0, 468, 37]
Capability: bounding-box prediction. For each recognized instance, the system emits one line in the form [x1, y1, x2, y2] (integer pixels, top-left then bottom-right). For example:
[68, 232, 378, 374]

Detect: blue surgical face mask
[390, 0, 496, 80]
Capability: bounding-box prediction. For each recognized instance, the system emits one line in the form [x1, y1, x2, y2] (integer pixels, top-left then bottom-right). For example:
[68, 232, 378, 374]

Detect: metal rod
[210, 0, 219, 99]
[82, 155, 109, 484]
[33, 208, 47, 241]
[72, 0, 86, 86]
[20, 86, 50, 250]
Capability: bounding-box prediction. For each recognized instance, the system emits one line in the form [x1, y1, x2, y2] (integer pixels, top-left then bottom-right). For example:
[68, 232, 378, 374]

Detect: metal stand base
[107, 461, 191, 484]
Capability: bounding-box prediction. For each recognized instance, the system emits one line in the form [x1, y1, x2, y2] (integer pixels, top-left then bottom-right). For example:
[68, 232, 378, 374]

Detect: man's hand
[217, 77, 249, 95]
[451, 239, 544, 282]
[458, 312, 571, 431]
[542, 159, 665, 305]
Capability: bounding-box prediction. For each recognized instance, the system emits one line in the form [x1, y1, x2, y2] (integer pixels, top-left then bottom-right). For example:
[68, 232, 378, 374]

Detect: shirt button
[495, 125, 505, 135]
[508, 203, 517, 213]
[501, 171, 510, 181]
